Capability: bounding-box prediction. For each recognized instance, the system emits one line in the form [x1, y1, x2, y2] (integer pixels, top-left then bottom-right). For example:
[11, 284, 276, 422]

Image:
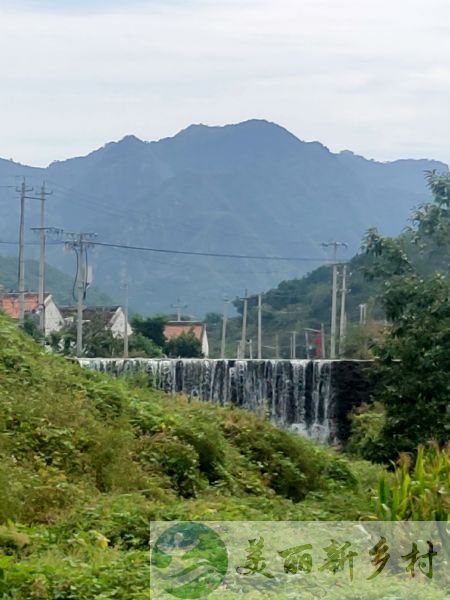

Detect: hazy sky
[1, 0, 449, 166]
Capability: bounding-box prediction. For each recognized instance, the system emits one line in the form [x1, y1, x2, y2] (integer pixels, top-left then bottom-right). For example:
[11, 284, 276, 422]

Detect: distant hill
[0, 120, 446, 314]
[0, 255, 112, 306]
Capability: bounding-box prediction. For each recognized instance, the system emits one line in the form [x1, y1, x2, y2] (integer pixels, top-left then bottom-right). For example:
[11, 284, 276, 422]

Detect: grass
[0, 313, 437, 598]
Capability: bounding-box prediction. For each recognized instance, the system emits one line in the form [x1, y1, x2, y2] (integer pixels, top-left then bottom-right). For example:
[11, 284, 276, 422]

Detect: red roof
[0, 293, 44, 319]
[164, 321, 205, 342]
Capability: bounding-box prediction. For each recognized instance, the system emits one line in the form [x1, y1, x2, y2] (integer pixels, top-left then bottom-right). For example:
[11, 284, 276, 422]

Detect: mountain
[0, 256, 112, 307]
[0, 120, 446, 314]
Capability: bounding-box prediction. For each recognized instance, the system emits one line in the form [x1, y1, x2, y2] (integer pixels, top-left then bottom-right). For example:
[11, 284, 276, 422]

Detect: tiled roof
[164, 321, 205, 342]
[0, 292, 51, 320]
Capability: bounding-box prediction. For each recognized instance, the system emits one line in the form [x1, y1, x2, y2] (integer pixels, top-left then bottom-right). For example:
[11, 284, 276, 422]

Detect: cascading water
[78, 358, 371, 444]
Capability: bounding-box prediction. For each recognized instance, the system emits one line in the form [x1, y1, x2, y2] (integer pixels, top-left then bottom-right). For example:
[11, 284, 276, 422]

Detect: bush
[375, 443, 450, 521]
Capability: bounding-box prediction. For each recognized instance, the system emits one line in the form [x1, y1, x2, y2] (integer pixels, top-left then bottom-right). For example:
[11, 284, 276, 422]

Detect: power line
[88, 240, 330, 262]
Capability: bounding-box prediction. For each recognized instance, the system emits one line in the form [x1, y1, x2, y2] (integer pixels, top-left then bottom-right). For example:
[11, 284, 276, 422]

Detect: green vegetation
[165, 330, 203, 357]
[375, 443, 449, 521]
[359, 171, 450, 459]
[0, 313, 384, 597]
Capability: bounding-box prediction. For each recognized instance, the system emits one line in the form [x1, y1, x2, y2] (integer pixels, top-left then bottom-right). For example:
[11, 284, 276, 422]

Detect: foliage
[375, 443, 450, 521]
[0, 313, 382, 597]
[362, 171, 450, 459]
[21, 314, 43, 343]
[127, 332, 163, 358]
[165, 330, 203, 358]
[346, 402, 386, 459]
[131, 314, 167, 348]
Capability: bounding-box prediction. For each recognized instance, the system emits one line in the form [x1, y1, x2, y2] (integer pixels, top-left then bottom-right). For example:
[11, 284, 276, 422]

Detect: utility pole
[305, 329, 310, 359]
[321, 241, 347, 359]
[321, 323, 326, 358]
[338, 265, 348, 357]
[31, 226, 62, 336]
[64, 232, 97, 357]
[275, 334, 280, 359]
[290, 331, 297, 359]
[220, 297, 229, 358]
[171, 298, 187, 322]
[359, 303, 367, 325]
[240, 289, 248, 359]
[257, 293, 262, 359]
[248, 338, 253, 359]
[30, 182, 54, 335]
[121, 278, 129, 359]
[16, 178, 33, 323]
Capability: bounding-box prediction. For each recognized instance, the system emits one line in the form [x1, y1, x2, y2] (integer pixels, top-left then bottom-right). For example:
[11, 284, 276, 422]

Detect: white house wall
[110, 308, 133, 339]
[44, 300, 65, 336]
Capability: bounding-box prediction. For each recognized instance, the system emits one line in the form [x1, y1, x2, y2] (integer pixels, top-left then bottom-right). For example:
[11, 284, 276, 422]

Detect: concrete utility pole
[321, 241, 348, 359]
[290, 331, 297, 359]
[321, 323, 326, 358]
[31, 226, 62, 336]
[171, 298, 187, 322]
[240, 289, 248, 359]
[359, 303, 367, 325]
[64, 232, 97, 357]
[338, 265, 348, 357]
[122, 278, 129, 359]
[248, 338, 253, 359]
[16, 178, 33, 323]
[257, 293, 262, 359]
[220, 297, 229, 358]
[30, 182, 54, 335]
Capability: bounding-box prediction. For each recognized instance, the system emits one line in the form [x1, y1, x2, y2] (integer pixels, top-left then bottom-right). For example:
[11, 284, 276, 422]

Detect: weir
[78, 358, 373, 444]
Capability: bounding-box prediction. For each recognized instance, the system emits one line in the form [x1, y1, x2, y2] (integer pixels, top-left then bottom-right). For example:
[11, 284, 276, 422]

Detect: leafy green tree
[165, 330, 203, 358]
[361, 171, 450, 460]
[22, 314, 42, 343]
[131, 315, 167, 348]
[128, 333, 163, 358]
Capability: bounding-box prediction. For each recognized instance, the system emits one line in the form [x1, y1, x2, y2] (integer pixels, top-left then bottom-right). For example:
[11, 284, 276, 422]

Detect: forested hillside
[0, 255, 112, 306]
[0, 120, 446, 314]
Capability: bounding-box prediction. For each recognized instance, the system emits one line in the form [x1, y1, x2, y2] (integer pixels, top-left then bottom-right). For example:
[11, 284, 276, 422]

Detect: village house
[164, 321, 209, 357]
[0, 292, 65, 336]
[60, 305, 132, 338]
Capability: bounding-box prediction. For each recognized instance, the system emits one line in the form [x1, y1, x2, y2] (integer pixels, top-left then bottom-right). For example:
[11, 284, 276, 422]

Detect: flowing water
[78, 358, 370, 444]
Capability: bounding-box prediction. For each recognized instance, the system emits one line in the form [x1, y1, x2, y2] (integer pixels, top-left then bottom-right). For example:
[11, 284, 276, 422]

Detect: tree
[131, 315, 167, 348]
[361, 171, 450, 460]
[165, 330, 203, 358]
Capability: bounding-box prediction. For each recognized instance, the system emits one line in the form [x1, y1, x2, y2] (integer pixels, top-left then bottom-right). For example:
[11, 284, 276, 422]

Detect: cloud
[0, 0, 449, 165]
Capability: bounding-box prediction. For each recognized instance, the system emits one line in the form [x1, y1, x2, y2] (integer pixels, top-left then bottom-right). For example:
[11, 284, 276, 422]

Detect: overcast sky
[1, 0, 449, 167]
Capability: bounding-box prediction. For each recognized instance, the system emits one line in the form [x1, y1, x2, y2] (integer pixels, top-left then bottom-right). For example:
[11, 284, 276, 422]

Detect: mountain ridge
[0, 120, 447, 314]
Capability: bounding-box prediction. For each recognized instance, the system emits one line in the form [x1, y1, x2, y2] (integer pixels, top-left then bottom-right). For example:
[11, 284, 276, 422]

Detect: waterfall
[78, 358, 370, 444]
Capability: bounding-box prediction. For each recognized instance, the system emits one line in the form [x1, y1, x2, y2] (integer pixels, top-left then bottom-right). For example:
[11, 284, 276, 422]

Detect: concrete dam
[78, 358, 374, 444]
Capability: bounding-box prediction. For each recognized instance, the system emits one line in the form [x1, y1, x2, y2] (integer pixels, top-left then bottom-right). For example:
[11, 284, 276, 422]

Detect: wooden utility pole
[257, 293, 262, 359]
[220, 297, 229, 358]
